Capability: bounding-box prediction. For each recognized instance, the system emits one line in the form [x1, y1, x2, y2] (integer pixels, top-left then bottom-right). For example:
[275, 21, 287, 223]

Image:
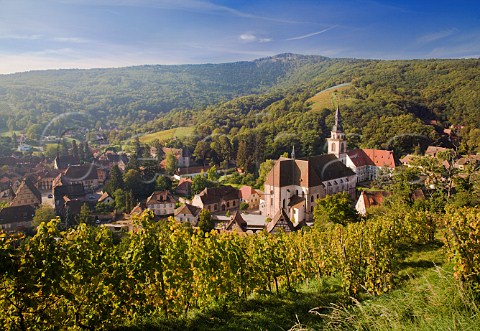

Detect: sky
[0, 0, 479, 74]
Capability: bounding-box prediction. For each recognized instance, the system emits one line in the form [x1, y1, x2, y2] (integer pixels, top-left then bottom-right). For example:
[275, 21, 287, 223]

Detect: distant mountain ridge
[0, 54, 478, 142]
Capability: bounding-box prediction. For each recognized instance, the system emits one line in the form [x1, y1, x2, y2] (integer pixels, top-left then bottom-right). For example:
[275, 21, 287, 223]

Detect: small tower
[327, 106, 347, 163]
[291, 145, 296, 160]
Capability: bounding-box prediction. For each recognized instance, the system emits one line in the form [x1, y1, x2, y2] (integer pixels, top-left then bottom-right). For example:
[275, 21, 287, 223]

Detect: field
[138, 127, 195, 144]
[307, 83, 356, 112]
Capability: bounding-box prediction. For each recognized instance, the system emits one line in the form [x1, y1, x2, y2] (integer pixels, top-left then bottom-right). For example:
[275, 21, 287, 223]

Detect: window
[310, 196, 314, 202]
[233, 201, 235, 206]
[331, 142, 336, 152]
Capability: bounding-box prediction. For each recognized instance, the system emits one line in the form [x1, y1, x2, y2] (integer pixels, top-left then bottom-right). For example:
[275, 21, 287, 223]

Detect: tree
[207, 165, 219, 181]
[114, 189, 126, 212]
[124, 169, 145, 197]
[106, 165, 124, 194]
[192, 174, 213, 194]
[194, 140, 210, 166]
[256, 159, 275, 188]
[44, 144, 60, 159]
[313, 192, 359, 226]
[198, 209, 214, 233]
[236, 140, 249, 172]
[71, 140, 79, 160]
[77, 203, 94, 225]
[211, 135, 232, 163]
[32, 206, 56, 228]
[155, 175, 172, 191]
[165, 152, 178, 175]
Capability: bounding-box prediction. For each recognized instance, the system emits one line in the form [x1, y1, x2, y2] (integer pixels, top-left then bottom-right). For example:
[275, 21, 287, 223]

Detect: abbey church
[261, 107, 395, 225]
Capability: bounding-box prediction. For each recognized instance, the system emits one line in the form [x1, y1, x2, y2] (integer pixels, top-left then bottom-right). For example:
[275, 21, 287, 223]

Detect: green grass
[0, 129, 22, 137]
[307, 84, 355, 112]
[138, 127, 195, 144]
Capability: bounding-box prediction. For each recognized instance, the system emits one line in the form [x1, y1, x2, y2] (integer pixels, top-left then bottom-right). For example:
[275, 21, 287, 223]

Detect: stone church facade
[261, 107, 357, 225]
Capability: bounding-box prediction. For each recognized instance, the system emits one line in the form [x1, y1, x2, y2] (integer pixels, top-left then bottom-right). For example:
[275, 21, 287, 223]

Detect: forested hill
[0, 54, 479, 153]
[0, 53, 330, 131]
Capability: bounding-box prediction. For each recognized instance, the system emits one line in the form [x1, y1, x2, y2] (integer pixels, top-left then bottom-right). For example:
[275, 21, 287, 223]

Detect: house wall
[148, 202, 175, 216]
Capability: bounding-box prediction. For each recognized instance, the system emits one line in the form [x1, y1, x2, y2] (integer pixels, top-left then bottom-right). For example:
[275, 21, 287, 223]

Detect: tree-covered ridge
[172, 57, 480, 162]
[1, 54, 479, 162]
[0, 54, 328, 132]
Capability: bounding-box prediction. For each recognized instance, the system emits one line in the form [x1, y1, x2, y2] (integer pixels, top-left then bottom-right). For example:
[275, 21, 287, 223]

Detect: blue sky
[0, 0, 479, 73]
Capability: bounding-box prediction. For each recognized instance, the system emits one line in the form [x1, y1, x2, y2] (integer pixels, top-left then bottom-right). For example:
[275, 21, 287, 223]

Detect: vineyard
[0, 206, 479, 330]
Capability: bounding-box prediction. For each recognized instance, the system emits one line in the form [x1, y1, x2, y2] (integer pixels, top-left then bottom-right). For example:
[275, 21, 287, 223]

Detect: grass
[138, 126, 195, 144]
[307, 83, 355, 112]
[115, 241, 480, 331]
[0, 129, 22, 137]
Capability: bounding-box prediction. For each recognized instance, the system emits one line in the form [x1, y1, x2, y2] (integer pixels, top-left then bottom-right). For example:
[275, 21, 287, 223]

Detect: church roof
[265, 154, 355, 188]
[332, 106, 344, 132]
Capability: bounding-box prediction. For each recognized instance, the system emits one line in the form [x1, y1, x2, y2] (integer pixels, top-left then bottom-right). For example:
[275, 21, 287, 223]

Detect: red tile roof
[347, 149, 396, 168]
[239, 185, 257, 199]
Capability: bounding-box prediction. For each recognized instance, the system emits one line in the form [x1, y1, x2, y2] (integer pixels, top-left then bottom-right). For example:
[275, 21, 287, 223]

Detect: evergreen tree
[71, 140, 79, 160]
[236, 140, 249, 172]
[165, 152, 178, 175]
[106, 165, 124, 194]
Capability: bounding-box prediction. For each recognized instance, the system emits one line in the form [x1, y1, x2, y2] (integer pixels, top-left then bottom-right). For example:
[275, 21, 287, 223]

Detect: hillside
[0, 54, 329, 134]
[0, 54, 479, 155]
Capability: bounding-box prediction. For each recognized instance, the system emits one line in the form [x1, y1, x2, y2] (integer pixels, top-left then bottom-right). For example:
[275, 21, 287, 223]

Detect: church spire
[332, 106, 344, 132]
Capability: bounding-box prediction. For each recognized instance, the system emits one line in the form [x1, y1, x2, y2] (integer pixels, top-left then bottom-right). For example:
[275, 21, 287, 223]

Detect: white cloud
[52, 37, 93, 43]
[286, 26, 336, 41]
[0, 33, 43, 40]
[239, 33, 271, 43]
[417, 28, 457, 45]
[52, 0, 311, 24]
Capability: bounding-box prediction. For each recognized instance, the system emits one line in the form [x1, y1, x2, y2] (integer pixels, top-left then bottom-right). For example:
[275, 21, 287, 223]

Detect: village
[0, 107, 477, 235]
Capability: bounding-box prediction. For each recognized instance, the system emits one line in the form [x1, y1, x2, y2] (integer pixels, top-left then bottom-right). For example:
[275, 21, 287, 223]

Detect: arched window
[340, 143, 345, 153]
[331, 142, 336, 152]
[310, 195, 314, 202]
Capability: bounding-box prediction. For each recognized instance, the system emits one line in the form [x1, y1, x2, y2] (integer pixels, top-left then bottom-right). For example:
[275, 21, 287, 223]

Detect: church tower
[327, 106, 347, 163]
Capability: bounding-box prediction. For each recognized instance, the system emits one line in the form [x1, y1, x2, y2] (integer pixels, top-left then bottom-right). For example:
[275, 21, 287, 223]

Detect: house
[400, 154, 416, 166]
[9, 179, 42, 207]
[146, 190, 176, 217]
[192, 185, 240, 214]
[174, 203, 201, 226]
[0, 205, 36, 232]
[59, 164, 100, 191]
[355, 191, 391, 216]
[53, 183, 86, 216]
[98, 191, 114, 204]
[346, 148, 396, 182]
[0, 183, 15, 203]
[36, 169, 61, 191]
[266, 209, 295, 234]
[54, 155, 80, 170]
[425, 146, 449, 158]
[224, 211, 247, 233]
[239, 185, 261, 210]
[175, 177, 193, 196]
[160, 147, 192, 168]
